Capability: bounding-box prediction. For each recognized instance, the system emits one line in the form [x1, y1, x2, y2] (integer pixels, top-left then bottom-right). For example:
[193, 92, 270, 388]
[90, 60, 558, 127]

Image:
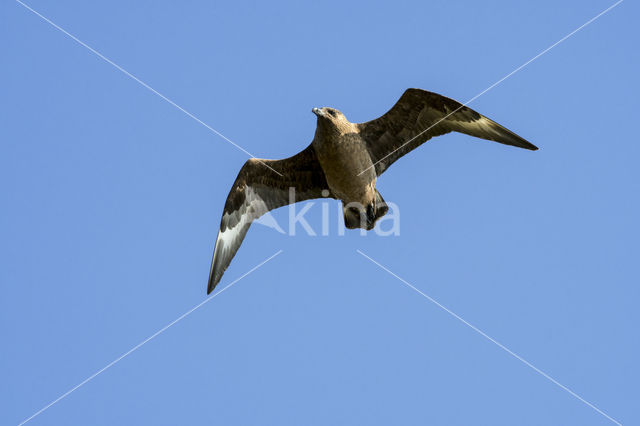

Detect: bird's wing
[358, 88, 538, 176]
[208, 144, 331, 294]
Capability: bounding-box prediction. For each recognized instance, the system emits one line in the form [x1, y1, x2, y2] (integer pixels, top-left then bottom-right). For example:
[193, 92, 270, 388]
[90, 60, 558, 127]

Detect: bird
[207, 88, 537, 293]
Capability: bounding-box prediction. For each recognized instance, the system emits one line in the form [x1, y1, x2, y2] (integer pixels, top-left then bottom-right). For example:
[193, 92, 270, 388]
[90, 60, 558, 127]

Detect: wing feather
[208, 145, 330, 293]
[359, 88, 537, 175]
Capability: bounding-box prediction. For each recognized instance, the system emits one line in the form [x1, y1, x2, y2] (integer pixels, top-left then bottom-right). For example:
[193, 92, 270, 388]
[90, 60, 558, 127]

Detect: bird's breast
[313, 133, 376, 200]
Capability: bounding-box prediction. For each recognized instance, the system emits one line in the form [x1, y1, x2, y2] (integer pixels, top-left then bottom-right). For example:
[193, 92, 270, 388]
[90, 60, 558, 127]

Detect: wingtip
[207, 276, 217, 295]
[511, 136, 538, 151]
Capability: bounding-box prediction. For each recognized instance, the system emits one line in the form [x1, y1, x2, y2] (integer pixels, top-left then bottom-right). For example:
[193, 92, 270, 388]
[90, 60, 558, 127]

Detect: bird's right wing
[208, 145, 331, 294]
[359, 88, 538, 176]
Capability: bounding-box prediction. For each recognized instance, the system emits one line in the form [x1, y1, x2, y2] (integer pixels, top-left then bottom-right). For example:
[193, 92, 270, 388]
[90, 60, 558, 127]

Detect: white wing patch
[453, 116, 501, 137]
[209, 186, 272, 286]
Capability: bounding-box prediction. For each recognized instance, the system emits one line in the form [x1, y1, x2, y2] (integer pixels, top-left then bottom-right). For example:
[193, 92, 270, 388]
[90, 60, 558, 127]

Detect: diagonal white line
[15, 0, 283, 177]
[17, 250, 283, 426]
[359, 0, 624, 176]
[356, 249, 622, 426]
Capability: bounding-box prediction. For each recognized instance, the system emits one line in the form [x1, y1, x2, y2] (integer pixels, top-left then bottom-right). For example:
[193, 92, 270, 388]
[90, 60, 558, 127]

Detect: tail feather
[374, 189, 388, 222]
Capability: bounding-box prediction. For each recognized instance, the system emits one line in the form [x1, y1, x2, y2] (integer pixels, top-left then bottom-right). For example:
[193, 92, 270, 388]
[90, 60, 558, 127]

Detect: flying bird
[207, 88, 537, 293]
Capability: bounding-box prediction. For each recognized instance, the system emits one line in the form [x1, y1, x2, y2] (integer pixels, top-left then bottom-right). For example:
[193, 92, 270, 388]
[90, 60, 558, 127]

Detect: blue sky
[1, 0, 638, 425]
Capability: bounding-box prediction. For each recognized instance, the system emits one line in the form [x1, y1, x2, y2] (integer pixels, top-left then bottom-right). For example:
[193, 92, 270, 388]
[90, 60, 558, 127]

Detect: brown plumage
[207, 88, 537, 293]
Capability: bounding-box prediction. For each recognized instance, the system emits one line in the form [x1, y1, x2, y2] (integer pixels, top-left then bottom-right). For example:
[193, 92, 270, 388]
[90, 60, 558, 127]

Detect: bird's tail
[374, 189, 388, 222]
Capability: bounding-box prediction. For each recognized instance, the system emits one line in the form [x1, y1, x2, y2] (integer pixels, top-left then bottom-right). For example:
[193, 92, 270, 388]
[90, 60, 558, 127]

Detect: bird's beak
[312, 107, 324, 117]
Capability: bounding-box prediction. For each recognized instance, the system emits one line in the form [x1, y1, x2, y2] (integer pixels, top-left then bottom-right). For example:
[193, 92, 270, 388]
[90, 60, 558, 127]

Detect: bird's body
[312, 122, 376, 205]
[207, 88, 538, 293]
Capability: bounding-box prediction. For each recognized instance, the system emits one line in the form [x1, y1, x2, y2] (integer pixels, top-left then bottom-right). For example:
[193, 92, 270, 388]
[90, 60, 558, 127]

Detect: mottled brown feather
[208, 145, 331, 293]
[359, 88, 538, 175]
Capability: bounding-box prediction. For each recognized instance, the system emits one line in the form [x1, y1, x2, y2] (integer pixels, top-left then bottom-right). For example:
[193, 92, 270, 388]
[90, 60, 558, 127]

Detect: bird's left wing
[358, 88, 538, 176]
[208, 145, 331, 294]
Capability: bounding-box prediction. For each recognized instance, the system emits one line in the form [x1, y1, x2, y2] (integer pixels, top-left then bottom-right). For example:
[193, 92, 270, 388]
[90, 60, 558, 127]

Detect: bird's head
[312, 107, 347, 123]
[312, 107, 353, 135]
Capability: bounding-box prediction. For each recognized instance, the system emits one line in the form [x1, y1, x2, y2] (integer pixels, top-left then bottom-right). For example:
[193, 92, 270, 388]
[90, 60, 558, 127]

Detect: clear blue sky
[1, 1, 638, 425]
